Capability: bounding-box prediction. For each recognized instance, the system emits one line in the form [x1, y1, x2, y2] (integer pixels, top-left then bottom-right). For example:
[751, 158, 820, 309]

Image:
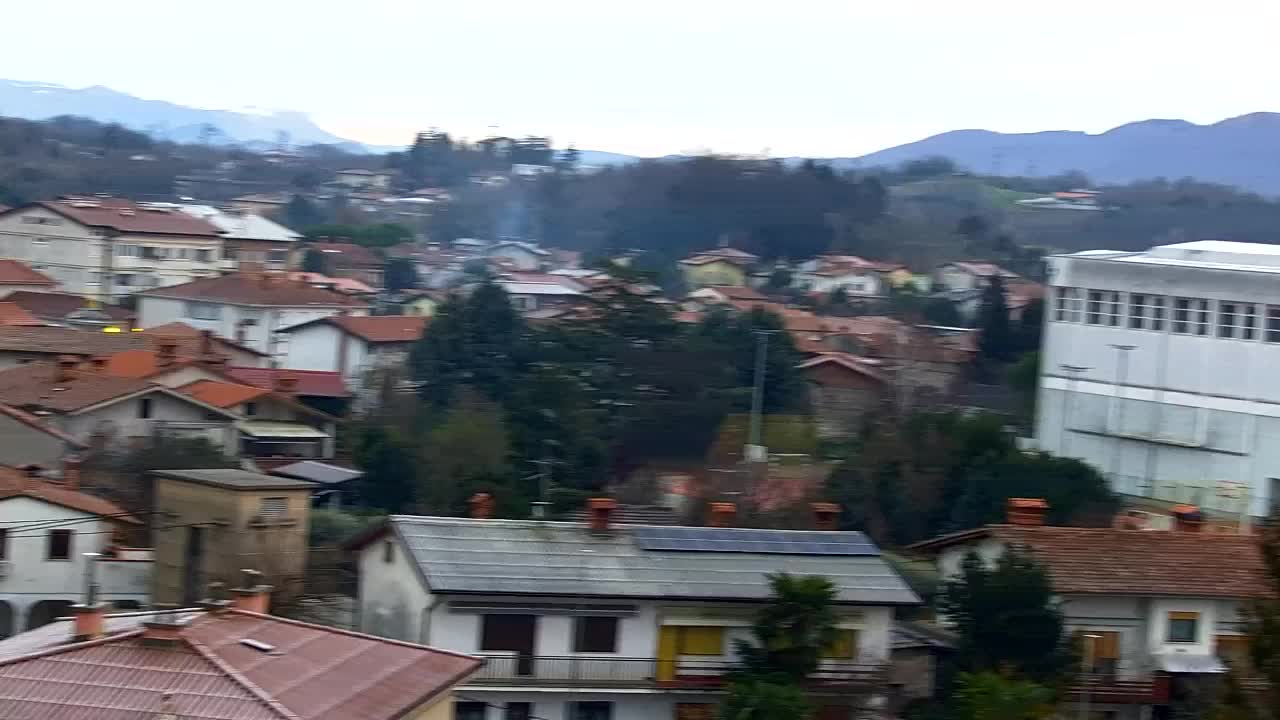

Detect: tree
[384, 257, 419, 291]
[956, 215, 990, 243]
[923, 296, 962, 327]
[301, 247, 328, 274]
[938, 548, 1072, 684]
[733, 573, 839, 681]
[410, 282, 528, 408]
[349, 424, 418, 512]
[721, 677, 812, 720]
[766, 268, 793, 290]
[953, 672, 1055, 720]
[284, 195, 324, 230]
[1215, 513, 1280, 720]
[1015, 298, 1045, 353]
[978, 276, 1013, 361]
[418, 390, 514, 515]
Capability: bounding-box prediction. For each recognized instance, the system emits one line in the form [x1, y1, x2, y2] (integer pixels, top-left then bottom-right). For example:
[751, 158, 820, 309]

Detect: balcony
[1066, 663, 1169, 705]
[471, 655, 887, 690]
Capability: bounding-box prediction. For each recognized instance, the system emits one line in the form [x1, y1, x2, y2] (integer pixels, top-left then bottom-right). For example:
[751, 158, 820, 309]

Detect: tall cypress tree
[978, 275, 1013, 361]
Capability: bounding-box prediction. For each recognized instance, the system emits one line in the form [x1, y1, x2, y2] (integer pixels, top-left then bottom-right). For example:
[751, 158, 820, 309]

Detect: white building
[1037, 240, 1280, 517]
[276, 315, 427, 394]
[486, 241, 550, 271]
[351, 503, 918, 720]
[793, 256, 886, 297]
[177, 205, 302, 272]
[0, 198, 224, 301]
[0, 463, 152, 636]
[909, 501, 1267, 720]
[135, 271, 368, 357]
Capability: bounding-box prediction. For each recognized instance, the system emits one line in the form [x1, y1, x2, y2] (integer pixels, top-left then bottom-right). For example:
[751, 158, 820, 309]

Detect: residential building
[286, 271, 376, 295]
[908, 500, 1269, 720]
[1036, 240, 1280, 516]
[684, 285, 768, 309]
[179, 379, 338, 460]
[135, 271, 368, 356]
[350, 502, 919, 720]
[798, 353, 888, 440]
[0, 197, 224, 301]
[0, 259, 57, 298]
[0, 326, 144, 368]
[0, 583, 482, 720]
[305, 242, 387, 287]
[334, 168, 395, 190]
[0, 462, 150, 635]
[0, 358, 240, 452]
[230, 191, 291, 216]
[495, 280, 585, 313]
[485, 241, 551, 271]
[793, 255, 886, 297]
[269, 460, 363, 507]
[151, 468, 315, 606]
[137, 322, 269, 367]
[0, 403, 86, 468]
[179, 204, 302, 272]
[277, 315, 428, 390]
[226, 366, 352, 416]
[679, 247, 758, 288]
[0, 302, 41, 327]
[933, 261, 1020, 293]
[1, 290, 132, 328]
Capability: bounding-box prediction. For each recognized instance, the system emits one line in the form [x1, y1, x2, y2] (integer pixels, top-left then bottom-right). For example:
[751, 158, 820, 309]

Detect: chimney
[273, 375, 299, 394]
[1007, 497, 1048, 526]
[812, 502, 840, 531]
[141, 606, 187, 647]
[198, 581, 231, 611]
[199, 329, 213, 356]
[588, 497, 617, 533]
[62, 456, 81, 490]
[55, 355, 79, 384]
[708, 502, 737, 528]
[1113, 510, 1149, 531]
[1173, 504, 1204, 533]
[469, 492, 495, 519]
[72, 552, 106, 641]
[231, 569, 273, 614]
[157, 341, 178, 367]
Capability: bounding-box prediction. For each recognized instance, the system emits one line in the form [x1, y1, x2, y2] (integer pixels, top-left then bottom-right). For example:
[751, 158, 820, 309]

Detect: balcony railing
[471, 655, 886, 690]
[1066, 662, 1168, 705]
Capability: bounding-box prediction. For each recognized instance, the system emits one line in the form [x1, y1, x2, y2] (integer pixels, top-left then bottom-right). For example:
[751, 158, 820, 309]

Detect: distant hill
[842, 113, 1280, 195]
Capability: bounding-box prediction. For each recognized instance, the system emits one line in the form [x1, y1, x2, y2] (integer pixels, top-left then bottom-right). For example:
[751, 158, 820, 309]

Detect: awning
[1157, 653, 1227, 674]
[237, 421, 330, 439]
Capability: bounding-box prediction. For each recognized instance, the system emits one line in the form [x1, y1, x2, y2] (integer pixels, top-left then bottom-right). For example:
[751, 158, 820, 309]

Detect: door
[657, 626, 679, 682]
[480, 614, 537, 676]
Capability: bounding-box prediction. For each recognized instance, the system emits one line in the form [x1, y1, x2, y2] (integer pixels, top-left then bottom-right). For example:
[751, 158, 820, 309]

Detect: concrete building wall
[0, 414, 71, 467]
[55, 392, 234, 450]
[139, 297, 360, 357]
[0, 205, 106, 298]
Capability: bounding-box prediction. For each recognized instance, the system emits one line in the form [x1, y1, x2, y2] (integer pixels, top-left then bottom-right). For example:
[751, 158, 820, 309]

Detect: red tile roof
[0, 362, 160, 413]
[0, 302, 43, 326]
[0, 259, 56, 287]
[34, 197, 222, 237]
[797, 352, 888, 383]
[282, 315, 428, 344]
[695, 285, 767, 301]
[910, 524, 1271, 599]
[0, 466, 138, 522]
[136, 273, 367, 308]
[2, 291, 133, 322]
[306, 242, 386, 267]
[180, 380, 272, 408]
[227, 367, 351, 398]
[0, 325, 146, 356]
[285, 272, 375, 295]
[144, 322, 268, 357]
[0, 607, 481, 720]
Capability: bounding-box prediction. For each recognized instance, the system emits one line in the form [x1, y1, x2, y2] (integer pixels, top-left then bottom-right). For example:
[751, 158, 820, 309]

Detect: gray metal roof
[153, 468, 316, 490]
[390, 516, 919, 605]
[270, 461, 363, 486]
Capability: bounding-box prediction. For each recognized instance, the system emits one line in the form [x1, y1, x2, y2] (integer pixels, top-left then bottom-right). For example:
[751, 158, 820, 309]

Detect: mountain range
[5, 78, 1280, 193]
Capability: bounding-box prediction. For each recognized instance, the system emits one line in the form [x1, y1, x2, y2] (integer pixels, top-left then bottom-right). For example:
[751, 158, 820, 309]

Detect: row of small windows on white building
[1055, 287, 1279, 341]
[116, 245, 214, 263]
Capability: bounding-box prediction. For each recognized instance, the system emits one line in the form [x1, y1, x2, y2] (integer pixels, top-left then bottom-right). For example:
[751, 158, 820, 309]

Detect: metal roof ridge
[184, 633, 299, 720]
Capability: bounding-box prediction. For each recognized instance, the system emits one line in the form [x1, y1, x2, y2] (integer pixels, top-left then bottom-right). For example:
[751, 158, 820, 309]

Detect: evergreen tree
[418, 390, 513, 515]
[384, 257, 419, 291]
[283, 195, 324, 230]
[733, 573, 839, 681]
[1215, 513, 1280, 719]
[301, 247, 328, 274]
[978, 276, 1013, 360]
[954, 672, 1055, 720]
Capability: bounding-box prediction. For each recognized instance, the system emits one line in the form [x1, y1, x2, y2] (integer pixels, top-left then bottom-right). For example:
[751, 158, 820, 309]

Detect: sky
[3, 0, 1279, 157]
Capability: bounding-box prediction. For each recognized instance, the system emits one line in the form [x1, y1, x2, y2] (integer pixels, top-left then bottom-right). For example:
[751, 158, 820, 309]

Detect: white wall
[357, 535, 432, 643]
[0, 205, 105, 298]
[140, 297, 361, 357]
[54, 391, 235, 451]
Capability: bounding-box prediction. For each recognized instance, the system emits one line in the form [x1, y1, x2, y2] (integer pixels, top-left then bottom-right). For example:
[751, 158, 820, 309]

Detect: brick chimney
[588, 497, 617, 533]
[55, 355, 79, 384]
[469, 492, 495, 519]
[274, 375, 299, 394]
[1007, 498, 1048, 526]
[71, 552, 105, 641]
[708, 502, 737, 528]
[62, 456, 81, 490]
[1173, 504, 1203, 533]
[812, 502, 840, 531]
[231, 569, 273, 614]
[156, 341, 178, 368]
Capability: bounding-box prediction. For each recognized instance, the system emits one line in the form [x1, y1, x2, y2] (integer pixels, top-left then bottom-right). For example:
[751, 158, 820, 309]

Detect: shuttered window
[676, 626, 724, 656]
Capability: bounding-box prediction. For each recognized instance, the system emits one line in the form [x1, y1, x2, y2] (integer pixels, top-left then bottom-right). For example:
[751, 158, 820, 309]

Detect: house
[226, 366, 352, 417]
[140, 322, 270, 367]
[277, 314, 427, 387]
[685, 285, 767, 309]
[0, 462, 151, 636]
[798, 353, 889, 440]
[135, 270, 368, 356]
[495, 279, 585, 314]
[334, 167, 395, 190]
[229, 191, 292, 216]
[0, 325, 144, 369]
[679, 246, 759, 288]
[485, 240, 551, 271]
[1036, 240, 1280, 516]
[1, 290, 132, 328]
[0, 259, 58, 298]
[0, 303, 42, 327]
[270, 460, 364, 507]
[400, 288, 448, 317]
[305, 242, 387, 287]
[350, 501, 919, 720]
[793, 255, 886, 297]
[179, 380, 338, 461]
[0, 579, 482, 720]
[179, 204, 302, 272]
[0, 197, 224, 301]
[933, 261, 1020, 294]
[908, 500, 1270, 720]
[0, 358, 241, 452]
[0, 403, 86, 467]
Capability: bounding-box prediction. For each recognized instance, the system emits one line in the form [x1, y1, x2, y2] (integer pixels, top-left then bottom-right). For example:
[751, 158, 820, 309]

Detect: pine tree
[1216, 514, 1280, 719]
[978, 276, 1013, 360]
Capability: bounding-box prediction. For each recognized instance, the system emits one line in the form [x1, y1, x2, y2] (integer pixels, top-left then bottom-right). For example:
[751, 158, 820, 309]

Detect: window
[116, 274, 134, 287]
[258, 497, 288, 520]
[1173, 297, 1211, 336]
[1080, 631, 1120, 675]
[1085, 290, 1121, 326]
[244, 401, 257, 417]
[196, 249, 213, 263]
[186, 301, 222, 321]
[1054, 287, 1083, 322]
[504, 702, 532, 720]
[1167, 611, 1200, 643]
[823, 629, 859, 659]
[138, 398, 152, 419]
[269, 249, 288, 264]
[454, 701, 487, 720]
[569, 702, 612, 720]
[573, 616, 619, 653]
[87, 271, 101, 285]
[1267, 307, 1280, 343]
[1128, 294, 1166, 331]
[1218, 302, 1259, 340]
[674, 626, 724, 655]
[382, 540, 394, 564]
[480, 615, 536, 652]
[47, 529, 73, 560]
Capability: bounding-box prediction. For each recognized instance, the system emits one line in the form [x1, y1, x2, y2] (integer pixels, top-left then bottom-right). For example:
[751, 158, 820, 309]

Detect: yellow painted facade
[681, 260, 747, 288]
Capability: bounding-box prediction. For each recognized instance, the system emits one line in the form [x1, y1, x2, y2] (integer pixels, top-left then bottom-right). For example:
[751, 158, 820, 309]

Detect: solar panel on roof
[630, 527, 879, 556]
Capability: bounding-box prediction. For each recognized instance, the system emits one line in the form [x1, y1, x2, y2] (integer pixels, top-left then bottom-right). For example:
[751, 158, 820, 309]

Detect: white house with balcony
[350, 502, 919, 720]
[909, 500, 1269, 720]
[178, 205, 302, 273]
[1037, 240, 1280, 517]
[0, 463, 152, 637]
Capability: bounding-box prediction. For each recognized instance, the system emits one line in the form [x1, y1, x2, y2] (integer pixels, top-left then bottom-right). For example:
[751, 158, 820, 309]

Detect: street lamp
[1079, 633, 1102, 720]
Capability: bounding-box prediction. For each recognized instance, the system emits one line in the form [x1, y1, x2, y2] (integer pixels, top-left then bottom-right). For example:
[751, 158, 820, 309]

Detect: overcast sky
[4, 1, 1278, 157]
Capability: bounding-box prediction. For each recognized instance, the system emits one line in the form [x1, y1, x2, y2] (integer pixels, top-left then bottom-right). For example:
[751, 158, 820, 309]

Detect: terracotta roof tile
[2, 292, 132, 322]
[180, 380, 272, 408]
[0, 361, 158, 413]
[36, 197, 222, 237]
[0, 259, 56, 286]
[0, 326, 146, 356]
[0, 302, 43, 326]
[306, 242, 385, 267]
[143, 322, 267, 357]
[285, 272, 375, 294]
[294, 315, 429, 343]
[0, 466, 138, 522]
[226, 367, 350, 398]
[137, 273, 367, 307]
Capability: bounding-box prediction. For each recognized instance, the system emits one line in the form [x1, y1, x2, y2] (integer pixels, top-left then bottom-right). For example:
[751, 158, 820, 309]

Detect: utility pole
[1059, 364, 1091, 457]
[745, 330, 777, 463]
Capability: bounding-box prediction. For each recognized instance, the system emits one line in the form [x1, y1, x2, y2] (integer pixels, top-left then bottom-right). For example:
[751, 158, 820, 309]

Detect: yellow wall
[405, 297, 438, 317]
[406, 691, 461, 720]
[682, 261, 746, 288]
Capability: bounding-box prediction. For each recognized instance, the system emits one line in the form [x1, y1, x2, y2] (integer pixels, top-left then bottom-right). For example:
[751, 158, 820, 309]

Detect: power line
[0, 510, 162, 534]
